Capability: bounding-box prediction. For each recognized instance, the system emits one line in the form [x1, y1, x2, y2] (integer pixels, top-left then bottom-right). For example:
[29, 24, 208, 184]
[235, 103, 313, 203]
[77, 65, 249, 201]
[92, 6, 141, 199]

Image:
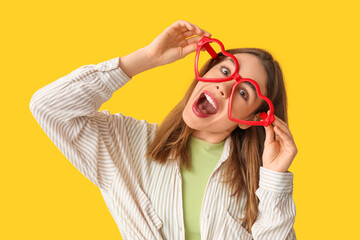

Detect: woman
[30, 20, 297, 239]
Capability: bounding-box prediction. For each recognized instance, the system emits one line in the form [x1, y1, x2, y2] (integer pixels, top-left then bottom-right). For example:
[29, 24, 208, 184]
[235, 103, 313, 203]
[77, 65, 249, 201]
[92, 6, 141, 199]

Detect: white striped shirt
[29, 56, 297, 240]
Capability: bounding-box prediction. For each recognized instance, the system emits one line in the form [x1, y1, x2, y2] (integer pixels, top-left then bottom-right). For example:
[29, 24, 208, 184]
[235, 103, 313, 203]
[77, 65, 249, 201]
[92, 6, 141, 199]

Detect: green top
[180, 135, 225, 240]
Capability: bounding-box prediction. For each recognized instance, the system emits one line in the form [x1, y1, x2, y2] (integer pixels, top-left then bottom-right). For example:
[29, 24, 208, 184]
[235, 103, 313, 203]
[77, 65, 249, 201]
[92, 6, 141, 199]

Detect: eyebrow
[218, 57, 235, 66]
[243, 81, 258, 100]
[218, 57, 262, 100]
[228, 58, 236, 66]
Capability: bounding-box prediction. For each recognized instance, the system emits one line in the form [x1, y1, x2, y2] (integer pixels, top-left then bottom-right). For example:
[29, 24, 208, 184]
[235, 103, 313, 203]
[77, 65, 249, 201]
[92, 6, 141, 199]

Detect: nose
[215, 80, 235, 99]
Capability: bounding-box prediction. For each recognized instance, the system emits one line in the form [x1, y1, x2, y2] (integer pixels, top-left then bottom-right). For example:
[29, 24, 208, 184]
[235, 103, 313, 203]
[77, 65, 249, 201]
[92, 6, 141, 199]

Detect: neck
[191, 131, 228, 144]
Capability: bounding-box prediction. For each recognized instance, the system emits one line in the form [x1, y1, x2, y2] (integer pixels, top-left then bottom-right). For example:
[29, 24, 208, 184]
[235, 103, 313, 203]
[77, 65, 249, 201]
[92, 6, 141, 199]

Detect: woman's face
[182, 53, 268, 144]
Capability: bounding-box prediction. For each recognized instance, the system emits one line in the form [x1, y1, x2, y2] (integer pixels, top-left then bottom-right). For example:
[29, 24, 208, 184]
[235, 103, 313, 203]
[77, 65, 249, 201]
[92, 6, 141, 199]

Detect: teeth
[204, 93, 217, 110]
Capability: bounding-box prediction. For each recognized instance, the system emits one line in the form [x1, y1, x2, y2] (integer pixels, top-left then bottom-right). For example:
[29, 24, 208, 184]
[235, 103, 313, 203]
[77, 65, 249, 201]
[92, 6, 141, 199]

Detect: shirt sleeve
[251, 166, 297, 240]
[29, 57, 156, 190]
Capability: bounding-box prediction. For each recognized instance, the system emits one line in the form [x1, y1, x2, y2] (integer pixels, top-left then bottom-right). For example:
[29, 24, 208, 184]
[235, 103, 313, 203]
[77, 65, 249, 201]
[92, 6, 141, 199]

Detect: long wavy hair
[145, 48, 288, 233]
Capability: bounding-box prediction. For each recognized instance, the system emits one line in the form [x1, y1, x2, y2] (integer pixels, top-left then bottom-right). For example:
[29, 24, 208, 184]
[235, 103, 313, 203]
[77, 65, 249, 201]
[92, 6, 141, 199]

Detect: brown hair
[145, 48, 288, 233]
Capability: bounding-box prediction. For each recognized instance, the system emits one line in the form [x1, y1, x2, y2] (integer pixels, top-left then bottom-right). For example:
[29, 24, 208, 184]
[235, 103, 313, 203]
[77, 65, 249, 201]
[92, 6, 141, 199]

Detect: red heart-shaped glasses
[194, 36, 275, 127]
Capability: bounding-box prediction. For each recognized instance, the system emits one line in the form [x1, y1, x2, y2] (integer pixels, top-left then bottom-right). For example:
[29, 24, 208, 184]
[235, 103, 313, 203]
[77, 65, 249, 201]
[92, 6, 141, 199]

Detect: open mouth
[192, 90, 218, 117]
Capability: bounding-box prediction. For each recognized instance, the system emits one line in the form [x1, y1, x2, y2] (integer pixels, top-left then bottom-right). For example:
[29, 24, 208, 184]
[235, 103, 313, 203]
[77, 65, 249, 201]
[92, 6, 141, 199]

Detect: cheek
[228, 97, 258, 121]
[229, 96, 246, 117]
[187, 93, 197, 108]
[187, 84, 204, 105]
[184, 93, 198, 116]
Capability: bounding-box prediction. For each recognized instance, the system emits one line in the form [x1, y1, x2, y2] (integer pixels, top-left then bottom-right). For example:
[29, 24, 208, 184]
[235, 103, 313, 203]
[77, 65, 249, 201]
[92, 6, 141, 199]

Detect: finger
[174, 20, 211, 39]
[274, 125, 293, 146]
[182, 30, 196, 38]
[182, 43, 198, 57]
[273, 120, 294, 141]
[188, 23, 202, 35]
[185, 36, 203, 45]
[192, 24, 212, 37]
[273, 114, 288, 128]
[183, 29, 211, 38]
[272, 114, 290, 130]
[178, 36, 202, 49]
[182, 20, 194, 32]
[179, 20, 210, 36]
[172, 20, 195, 33]
[201, 29, 212, 37]
[271, 113, 294, 140]
[263, 121, 275, 145]
[194, 26, 202, 35]
[180, 25, 191, 33]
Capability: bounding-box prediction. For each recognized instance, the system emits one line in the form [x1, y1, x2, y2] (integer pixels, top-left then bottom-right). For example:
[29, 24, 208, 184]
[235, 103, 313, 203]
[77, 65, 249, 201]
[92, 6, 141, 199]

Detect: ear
[237, 113, 262, 130]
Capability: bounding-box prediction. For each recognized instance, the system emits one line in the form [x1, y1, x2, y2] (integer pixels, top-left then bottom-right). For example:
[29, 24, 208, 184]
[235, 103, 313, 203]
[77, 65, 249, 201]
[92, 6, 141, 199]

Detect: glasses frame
[194, 36, 275, 127]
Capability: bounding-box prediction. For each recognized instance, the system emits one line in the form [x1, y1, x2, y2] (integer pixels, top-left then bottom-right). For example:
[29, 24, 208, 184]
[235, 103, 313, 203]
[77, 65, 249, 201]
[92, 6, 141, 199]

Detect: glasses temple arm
[204, 43, 219, 60]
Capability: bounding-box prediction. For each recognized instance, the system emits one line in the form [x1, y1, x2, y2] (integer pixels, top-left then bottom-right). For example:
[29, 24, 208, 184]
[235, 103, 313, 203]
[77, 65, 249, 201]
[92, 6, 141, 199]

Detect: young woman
[30, 20, 297, 239]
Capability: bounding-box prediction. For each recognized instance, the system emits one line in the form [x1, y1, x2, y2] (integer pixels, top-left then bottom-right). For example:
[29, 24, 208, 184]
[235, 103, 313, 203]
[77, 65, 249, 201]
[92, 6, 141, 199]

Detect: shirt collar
[174, 135, 232, 174]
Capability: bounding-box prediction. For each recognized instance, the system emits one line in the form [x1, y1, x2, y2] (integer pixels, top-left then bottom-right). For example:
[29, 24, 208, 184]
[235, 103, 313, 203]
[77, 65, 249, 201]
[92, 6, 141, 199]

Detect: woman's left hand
[262, 111, 298, 173]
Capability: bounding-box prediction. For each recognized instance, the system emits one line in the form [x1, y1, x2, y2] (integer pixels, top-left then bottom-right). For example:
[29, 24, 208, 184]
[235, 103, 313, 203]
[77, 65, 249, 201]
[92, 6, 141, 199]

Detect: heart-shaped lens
[227, 80, 270, 125]
[196, 41, 231, 80]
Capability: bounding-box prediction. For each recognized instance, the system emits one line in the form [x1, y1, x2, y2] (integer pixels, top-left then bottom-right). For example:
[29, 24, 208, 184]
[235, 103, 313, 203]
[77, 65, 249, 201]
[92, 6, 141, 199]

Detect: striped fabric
[29, 56, 297, 240]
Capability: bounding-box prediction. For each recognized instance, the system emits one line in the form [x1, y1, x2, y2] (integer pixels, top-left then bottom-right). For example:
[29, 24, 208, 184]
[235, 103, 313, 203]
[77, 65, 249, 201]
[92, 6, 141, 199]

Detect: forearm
[118, 46, 158, 78]
[251, 167, 296, 239]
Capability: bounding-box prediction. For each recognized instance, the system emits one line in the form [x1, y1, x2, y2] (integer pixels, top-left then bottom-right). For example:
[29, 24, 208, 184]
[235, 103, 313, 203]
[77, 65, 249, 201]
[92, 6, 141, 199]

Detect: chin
[182, 107, 200, 130]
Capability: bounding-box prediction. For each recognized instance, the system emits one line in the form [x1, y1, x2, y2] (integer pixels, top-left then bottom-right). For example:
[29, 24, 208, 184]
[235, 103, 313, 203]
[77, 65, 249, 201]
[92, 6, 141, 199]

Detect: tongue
[198, 97, 217, 115]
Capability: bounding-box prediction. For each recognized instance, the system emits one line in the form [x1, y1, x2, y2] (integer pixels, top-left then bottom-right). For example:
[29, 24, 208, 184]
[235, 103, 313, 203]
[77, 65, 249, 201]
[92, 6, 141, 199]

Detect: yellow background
[1, 0, 359, 239]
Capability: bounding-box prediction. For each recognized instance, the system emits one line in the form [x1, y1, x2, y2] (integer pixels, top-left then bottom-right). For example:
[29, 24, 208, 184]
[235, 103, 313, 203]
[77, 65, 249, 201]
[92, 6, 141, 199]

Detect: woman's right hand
[145, 20, 211, 67]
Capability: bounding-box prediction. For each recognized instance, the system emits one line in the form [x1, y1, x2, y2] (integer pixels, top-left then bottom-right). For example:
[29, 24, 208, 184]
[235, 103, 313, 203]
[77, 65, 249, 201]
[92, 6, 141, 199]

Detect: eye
[220, 65, 230, 76]
[238, 88, 249, 100]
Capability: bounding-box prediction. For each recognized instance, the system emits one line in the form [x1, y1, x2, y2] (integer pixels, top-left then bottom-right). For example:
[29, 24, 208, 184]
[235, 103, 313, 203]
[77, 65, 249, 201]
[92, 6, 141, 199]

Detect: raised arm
[29, 20, 211, 190]
[29, 56, 136, 189]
